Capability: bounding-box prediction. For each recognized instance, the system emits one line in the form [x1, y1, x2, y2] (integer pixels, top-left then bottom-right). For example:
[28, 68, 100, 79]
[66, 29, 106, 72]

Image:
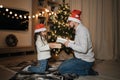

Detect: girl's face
[41, 31, 47, 37]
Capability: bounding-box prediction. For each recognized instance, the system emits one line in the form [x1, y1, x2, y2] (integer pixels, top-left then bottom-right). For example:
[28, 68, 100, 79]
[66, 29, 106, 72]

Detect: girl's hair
[34, 31, 48, 46]
[34, 32, 44, 53]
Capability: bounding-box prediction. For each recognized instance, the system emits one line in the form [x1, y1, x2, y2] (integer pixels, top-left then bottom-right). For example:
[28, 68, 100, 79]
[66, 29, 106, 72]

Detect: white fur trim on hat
[68, 17, 80, 23]
[34, 28, 46, 33]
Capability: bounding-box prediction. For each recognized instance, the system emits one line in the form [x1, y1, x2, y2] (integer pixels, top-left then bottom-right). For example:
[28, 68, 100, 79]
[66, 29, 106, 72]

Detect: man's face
[68, 21, 74, 28]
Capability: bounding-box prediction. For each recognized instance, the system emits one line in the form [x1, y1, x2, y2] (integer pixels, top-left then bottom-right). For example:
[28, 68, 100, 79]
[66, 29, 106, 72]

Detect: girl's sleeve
[36, 39, 50, 52]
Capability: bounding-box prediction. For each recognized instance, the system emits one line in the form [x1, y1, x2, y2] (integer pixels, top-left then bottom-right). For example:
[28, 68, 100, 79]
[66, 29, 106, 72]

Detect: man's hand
[64, 40, 70, 47]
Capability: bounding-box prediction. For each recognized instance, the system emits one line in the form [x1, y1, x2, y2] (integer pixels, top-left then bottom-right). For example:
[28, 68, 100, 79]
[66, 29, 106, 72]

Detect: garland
[5, 34, 18, 47]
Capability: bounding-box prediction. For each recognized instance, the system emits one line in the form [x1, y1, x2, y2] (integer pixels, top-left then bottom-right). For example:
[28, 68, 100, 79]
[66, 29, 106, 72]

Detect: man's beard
[69, 24, 75, 29]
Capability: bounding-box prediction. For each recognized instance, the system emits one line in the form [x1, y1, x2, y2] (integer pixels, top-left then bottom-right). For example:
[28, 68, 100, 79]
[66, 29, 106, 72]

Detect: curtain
[65, 0, 118, 60]
[117, 0, 120, 60]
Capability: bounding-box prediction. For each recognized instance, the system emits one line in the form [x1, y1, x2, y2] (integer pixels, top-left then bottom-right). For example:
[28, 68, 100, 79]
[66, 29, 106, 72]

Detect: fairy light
[35, 14, 38, 17]
[12, 16, 15, 19]
[16, 17, 19, 19]
[52, 48, 55, 52]
[55, 53, 58, 56]
[9, 11, 12, 14]
[38, 13, 42, 16]
[42, 11, 45, 14]
[19, 15, 22, 18]
[45, 9, 49, 12]
[51, 12, 54, 15]
[14, 13, 17, 17]
[3, 13, 5, 15]
[7, 15, 10, 18]
[49, 12, 51, 15]
[0, 5, 3, 8]
[32, 15, 35, 18]
[28, 16, 31, 19]
[5, 8, 9, 12]
[0, 5, 56, 19]
[24, 15, 27, 19]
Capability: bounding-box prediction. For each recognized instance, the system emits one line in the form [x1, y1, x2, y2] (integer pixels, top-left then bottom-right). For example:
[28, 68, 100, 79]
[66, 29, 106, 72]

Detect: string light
[32, 15, 35, 18]
[5, 8, 9, 11]
[42, 11, 45, 14]
[38, 13, 42, 16]
[14, 13, 17, 17]
[0, 4, 56, 19]
[28, 16, 31, 19]
[0, 5, 3, 8]
[51, 12, 54, 15]
[7, 15, 10, 18]
[19, 15, 22, 18]
[55, 53, 58, 56]
[3, 13, 5, 15]
[9, 11, 12, 14]
[45, 9, 49, 12]
[35, 14, 38, 17]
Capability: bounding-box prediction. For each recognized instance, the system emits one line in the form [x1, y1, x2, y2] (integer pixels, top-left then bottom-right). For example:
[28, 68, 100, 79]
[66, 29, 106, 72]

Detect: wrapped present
[56, 37, 74, 44]
[51, 43, 62, 48]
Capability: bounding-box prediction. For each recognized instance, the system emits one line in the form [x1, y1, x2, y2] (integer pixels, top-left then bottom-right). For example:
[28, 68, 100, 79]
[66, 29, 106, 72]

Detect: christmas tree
[48, 0, 75, 56]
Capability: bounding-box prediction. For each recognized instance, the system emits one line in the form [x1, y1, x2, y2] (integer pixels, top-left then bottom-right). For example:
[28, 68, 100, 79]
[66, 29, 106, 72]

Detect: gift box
[51, 43, 62, 48]
[56, 37, 74, 44]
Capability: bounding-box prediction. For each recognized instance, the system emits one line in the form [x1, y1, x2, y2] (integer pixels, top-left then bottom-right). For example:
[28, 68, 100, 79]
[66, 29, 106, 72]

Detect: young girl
[23, 24, 55, 73]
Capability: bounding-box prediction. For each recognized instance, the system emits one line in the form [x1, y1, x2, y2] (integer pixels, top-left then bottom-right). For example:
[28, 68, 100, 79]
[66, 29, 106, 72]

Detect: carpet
[3, 60, 120, 80]
[10, 72, 64, 80]
[74, 75, 120, 80]
[4, 60, 65, 80]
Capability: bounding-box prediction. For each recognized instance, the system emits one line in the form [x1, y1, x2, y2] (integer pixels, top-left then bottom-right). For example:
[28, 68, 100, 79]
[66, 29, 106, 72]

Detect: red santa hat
[34, 24, 46, 33]
[68, 10, 82, 23]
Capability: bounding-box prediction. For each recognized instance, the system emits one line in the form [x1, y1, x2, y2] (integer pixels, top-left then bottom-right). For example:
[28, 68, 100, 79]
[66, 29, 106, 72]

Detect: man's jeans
[28, 59, 48, 73]
[58, 58, 94, 76]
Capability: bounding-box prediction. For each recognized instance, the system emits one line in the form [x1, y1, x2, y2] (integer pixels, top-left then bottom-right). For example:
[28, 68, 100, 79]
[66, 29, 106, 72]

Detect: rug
[5, 60, 65, 80]
[10, 71, 64, 80]
[5, 60, 99, 80]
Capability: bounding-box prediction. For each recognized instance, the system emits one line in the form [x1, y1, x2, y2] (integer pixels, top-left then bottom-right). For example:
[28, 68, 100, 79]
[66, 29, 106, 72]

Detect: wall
[0, 0, 33, 49]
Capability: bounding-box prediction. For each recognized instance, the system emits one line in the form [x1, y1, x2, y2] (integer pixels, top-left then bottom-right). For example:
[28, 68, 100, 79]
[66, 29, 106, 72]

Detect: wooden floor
[0, 54, 120, 80]
[0, 53, 37, 65]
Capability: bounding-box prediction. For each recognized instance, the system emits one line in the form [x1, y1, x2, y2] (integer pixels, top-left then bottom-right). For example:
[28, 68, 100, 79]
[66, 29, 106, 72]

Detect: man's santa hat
[68, 10, 82, 23]
[34, 24, 46, 33]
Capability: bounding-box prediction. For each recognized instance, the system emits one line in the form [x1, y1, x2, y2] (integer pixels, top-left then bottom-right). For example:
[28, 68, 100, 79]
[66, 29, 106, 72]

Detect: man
[58, 10, 97, 77]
